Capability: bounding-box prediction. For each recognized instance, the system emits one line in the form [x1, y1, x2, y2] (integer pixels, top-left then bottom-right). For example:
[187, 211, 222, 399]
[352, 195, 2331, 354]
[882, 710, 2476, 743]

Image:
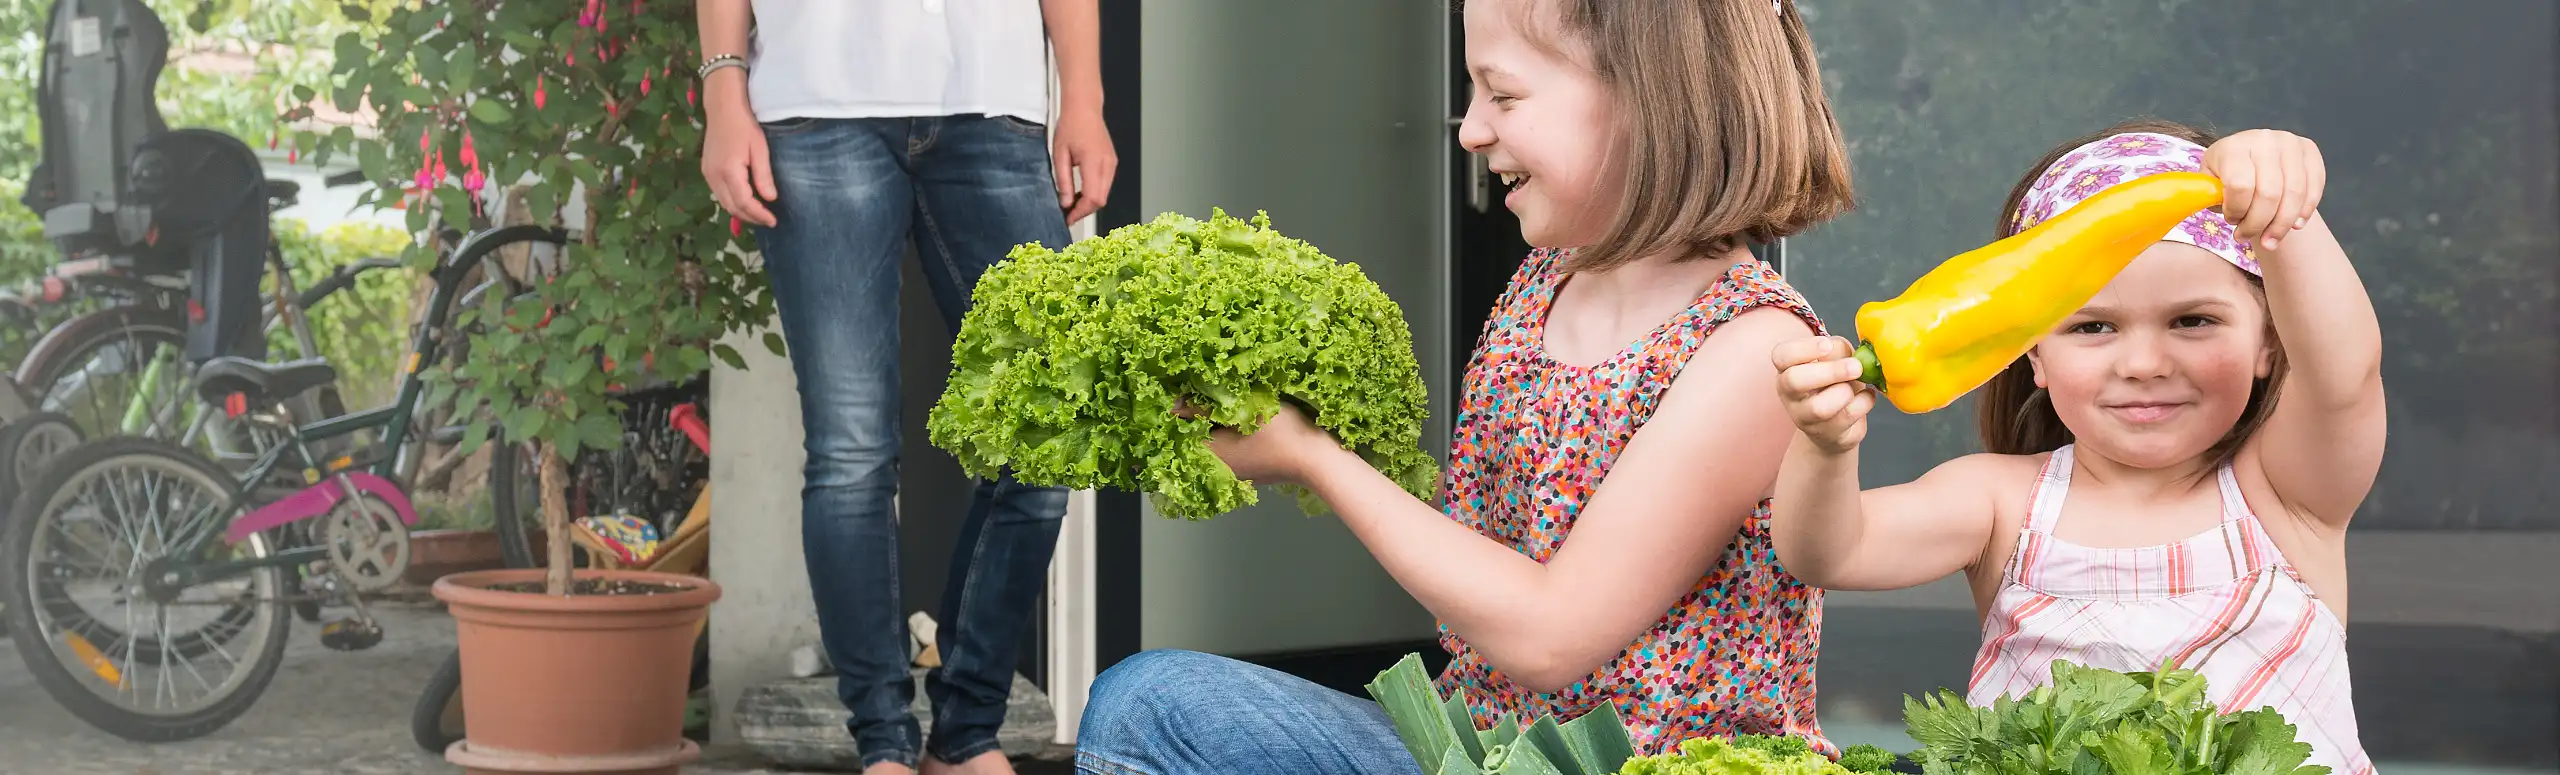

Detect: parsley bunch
[1905, 660, 2331, 775]
[927, 208, 1437, 519]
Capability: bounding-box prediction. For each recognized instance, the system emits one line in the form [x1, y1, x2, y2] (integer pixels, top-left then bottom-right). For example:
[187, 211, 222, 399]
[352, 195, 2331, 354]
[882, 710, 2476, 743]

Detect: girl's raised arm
[2208, 131, 2387, 529]
[1767, 336, 2006, 591]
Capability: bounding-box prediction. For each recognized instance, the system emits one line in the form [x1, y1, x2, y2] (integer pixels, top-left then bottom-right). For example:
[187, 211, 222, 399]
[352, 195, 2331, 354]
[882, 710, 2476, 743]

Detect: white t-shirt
[745, 0, 1051, 125]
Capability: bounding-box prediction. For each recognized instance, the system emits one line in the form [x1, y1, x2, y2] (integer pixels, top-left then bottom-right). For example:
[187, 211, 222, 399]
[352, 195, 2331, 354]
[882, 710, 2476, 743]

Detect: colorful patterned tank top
[1431, 248, 1834, 757]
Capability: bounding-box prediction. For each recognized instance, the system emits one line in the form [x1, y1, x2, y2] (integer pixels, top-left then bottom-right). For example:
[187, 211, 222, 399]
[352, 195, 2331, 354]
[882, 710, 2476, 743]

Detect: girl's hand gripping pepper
[1851, 171, 2227, 413]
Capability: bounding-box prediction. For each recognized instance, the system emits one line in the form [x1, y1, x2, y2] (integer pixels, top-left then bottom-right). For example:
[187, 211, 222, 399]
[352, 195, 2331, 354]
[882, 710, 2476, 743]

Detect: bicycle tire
[0, 410, 81, 498]
[410, 648, 467, 754]
[12, 305, 191, 441]
[2, 437, 293, 742]
[0, 411, 82, 635]
[11, 301, 183, 383]
[0, 412, 264, 661]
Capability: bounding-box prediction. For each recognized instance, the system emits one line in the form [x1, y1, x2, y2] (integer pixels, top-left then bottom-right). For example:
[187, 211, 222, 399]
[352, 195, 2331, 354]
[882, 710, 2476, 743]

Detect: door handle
[1452, 116, 1490, 214]
[1467, 152, 1492, 214]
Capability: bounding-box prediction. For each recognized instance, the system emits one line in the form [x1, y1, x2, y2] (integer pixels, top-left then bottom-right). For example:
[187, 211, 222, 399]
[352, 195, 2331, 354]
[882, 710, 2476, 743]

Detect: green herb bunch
[1904, 660, 2330, 775]
[927, 208, 1437, 519]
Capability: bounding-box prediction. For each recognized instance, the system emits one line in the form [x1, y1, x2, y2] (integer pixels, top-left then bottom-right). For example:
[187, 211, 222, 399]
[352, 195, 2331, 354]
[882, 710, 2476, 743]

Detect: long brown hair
[1976, 117, 2288, 466]
[1500, 0, 1856, 272]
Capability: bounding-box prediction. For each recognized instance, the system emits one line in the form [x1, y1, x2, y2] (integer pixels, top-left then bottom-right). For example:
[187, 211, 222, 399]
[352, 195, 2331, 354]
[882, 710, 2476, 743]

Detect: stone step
[735, 668, 1059, 770]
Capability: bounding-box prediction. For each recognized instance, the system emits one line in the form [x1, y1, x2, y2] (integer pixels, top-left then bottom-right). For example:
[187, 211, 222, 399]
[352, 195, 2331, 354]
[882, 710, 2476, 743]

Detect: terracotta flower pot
[433, 569, 720, 775]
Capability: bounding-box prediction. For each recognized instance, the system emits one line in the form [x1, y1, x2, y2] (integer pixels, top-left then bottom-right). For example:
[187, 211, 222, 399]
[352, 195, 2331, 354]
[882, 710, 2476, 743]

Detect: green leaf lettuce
[927, 208, 1437, 519]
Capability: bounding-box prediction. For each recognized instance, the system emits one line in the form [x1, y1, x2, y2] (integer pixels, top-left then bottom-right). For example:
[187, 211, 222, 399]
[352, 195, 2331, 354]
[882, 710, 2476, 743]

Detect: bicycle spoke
[159, 477, 229, 559]
[155, 604, 173, 710]
[41, 516, 123, 575]
[118, 581, 138, 695]
[174, 629, 218, 695]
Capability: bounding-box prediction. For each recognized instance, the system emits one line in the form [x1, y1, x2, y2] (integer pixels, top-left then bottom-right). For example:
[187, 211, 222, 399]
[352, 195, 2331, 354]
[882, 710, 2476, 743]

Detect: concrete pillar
[705, 314, 821, 745]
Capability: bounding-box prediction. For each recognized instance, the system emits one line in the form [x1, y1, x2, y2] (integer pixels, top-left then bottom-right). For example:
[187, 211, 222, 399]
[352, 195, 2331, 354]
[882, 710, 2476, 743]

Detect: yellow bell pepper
[1852, 171, 2226, 413]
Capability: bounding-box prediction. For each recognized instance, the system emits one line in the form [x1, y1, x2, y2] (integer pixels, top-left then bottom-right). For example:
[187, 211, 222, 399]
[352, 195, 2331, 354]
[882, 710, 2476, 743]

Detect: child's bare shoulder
[1919, 453, 2048, 579]
[1913, 451, 2047, 498]
[1703, 303, 1821, 347]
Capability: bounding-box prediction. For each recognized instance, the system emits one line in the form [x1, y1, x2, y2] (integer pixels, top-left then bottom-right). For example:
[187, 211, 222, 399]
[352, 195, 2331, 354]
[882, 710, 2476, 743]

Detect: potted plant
[297, 1, 769, 772]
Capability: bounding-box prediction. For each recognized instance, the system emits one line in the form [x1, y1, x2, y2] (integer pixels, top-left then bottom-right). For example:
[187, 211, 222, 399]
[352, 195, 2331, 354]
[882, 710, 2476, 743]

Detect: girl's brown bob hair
[1505, 0, 1856, 272]
[1976, 117, 2288, 464]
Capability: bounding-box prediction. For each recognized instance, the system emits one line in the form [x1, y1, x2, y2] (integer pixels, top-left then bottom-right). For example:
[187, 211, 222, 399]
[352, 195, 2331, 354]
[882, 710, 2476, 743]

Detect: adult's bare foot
[920, 750, 1017, 775]
[862, 762, 918, 775]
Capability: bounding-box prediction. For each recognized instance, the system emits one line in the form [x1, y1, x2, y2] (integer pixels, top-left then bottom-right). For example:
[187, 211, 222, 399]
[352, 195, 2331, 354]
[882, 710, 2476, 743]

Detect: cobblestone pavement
[0, 598, 1074, 775]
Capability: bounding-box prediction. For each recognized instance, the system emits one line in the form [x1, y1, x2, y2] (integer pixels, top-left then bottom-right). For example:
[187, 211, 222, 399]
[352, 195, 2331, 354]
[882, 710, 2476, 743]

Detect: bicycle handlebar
[294, 256, 406, 310]
[442, 225, 571, 278]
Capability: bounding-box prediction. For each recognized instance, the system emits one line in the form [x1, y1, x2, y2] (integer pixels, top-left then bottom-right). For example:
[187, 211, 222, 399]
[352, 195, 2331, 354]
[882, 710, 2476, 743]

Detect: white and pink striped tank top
[1969, 444, 2373, 775]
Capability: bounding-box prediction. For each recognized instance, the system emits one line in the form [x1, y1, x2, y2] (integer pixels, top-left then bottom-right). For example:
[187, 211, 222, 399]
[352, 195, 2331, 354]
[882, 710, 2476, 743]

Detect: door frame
[1046, 0, 1145, 744]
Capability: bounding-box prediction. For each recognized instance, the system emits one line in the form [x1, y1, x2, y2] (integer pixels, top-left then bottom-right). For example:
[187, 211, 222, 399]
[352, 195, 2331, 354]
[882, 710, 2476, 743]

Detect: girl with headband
[1766, 119, 2379, 775]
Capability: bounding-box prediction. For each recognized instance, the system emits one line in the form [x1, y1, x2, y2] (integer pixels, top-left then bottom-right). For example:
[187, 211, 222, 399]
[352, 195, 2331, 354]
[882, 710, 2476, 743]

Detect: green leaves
[1366, 655, 2328, 775]
[1364, 654, 1637, 775]
[925, 209, 1437, 519]
[468, 98, 512, 126]
[279, 0, 761, 491]
[1369, 654, 1465, 774]
[1900, 660, 2332, 775]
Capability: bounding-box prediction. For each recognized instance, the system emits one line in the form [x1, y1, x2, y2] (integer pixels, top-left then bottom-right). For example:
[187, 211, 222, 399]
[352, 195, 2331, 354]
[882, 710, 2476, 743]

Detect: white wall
[1136, 0, 1453, 655]
[703, 314, 824, 744]
[253, 152, 405, 233]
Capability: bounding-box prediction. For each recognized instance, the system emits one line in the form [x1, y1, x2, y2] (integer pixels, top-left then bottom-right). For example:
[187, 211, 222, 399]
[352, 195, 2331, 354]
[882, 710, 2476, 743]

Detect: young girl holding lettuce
[1769, 119, 2379, 775]
[1073, 1, 1858, 773]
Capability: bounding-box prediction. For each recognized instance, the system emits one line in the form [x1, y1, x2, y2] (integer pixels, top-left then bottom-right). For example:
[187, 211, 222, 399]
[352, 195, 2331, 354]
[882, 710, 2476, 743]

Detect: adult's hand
[699, 74, 777, 228]
[1052, 106, 1116, 225]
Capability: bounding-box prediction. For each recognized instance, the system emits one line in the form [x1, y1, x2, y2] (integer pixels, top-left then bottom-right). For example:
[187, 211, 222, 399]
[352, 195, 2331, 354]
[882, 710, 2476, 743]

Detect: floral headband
[2014, 132, 2258, 276]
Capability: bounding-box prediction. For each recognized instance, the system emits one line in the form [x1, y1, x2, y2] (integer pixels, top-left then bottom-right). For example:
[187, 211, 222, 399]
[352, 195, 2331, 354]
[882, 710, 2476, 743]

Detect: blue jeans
[755, 114, 1072, 768]
[1074, 650, 1426, 775]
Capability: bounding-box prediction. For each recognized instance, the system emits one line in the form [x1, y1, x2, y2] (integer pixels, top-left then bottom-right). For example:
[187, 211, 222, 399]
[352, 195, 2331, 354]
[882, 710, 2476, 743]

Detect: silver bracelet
[697, 54, 747, 81]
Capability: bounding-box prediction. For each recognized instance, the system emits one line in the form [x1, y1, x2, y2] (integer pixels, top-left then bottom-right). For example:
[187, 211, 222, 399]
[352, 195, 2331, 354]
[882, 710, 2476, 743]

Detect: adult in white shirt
[695, 3, 1115, 774]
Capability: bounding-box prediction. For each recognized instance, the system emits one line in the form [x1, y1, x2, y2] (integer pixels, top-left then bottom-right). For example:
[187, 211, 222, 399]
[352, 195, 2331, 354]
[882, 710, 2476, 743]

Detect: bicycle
[0, 175, 421, 635]
[0, 224, 570, 742]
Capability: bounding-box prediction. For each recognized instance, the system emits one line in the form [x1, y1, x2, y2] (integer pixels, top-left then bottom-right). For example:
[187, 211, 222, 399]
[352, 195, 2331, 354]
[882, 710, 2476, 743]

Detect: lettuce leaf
[1619, 736, 1868, 775]
[927, 208, 1437, 519]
